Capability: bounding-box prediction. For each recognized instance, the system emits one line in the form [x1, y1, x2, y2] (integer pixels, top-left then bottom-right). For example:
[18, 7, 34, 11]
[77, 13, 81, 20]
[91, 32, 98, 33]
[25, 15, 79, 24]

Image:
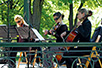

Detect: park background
[0, 0, 102, 40]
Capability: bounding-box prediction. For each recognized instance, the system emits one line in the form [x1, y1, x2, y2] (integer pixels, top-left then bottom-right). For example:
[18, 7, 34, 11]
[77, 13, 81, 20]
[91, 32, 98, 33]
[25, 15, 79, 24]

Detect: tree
[24, 0, 44, 31]
[0, 0, 102, 35]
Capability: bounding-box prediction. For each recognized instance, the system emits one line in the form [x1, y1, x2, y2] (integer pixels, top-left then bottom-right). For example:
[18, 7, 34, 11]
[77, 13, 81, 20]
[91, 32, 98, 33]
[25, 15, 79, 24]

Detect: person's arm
[95, 35, 101, 42]
[55, 25, 68, 38]
[44, 30, 53, 35]
[96, 27, 102, 42]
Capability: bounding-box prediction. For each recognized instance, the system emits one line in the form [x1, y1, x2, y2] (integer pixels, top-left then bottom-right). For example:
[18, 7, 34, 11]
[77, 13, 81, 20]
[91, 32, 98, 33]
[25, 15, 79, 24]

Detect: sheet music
[31, 28, 45, 41]
[0, 24, 7, 26]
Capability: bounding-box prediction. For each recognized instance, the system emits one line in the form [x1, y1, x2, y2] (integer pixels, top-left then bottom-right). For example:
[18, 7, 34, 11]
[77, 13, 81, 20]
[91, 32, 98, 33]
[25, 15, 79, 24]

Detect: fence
[0, 42, 102, 68]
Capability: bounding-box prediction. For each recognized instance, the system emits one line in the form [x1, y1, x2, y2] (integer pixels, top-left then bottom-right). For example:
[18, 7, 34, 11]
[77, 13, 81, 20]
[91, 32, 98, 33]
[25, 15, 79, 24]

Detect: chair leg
[54, 64, 58, 68]
[85, 46, 102, 68]
[17, 49, 39, 68]
[17, 52, 22, 68]
[32, 49, 37, 66]
[39, 58, 42, 67]
[77, 57, 82, 67]
[24, 52, 28, 64]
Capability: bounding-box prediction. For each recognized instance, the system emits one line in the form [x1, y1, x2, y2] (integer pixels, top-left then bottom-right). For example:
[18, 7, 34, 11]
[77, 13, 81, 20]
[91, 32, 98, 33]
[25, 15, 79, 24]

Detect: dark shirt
[99, 27, 102, 35]
[65, 18, 92, 42]
[55, 24, 68, 42]
[76, 18, 92, 42]
[91, 26, 102, 42]
[48, 24, 68, 42]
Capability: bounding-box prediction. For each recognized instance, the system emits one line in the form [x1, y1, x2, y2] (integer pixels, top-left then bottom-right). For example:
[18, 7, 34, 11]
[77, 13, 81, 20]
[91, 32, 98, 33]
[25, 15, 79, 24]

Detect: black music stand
[0, 24, 8, 38]
[0, 25, 18, 39]
[0, 25, 18, 64]
[16, 27, 37, 39]
[0, 25, 45, 42]
[16, 27, 45, 41]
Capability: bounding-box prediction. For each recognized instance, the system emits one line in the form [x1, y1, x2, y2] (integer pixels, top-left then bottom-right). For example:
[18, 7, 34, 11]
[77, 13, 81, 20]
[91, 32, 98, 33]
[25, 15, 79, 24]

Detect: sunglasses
[16, 20, 21, 23]
[54, 16, 60, 20]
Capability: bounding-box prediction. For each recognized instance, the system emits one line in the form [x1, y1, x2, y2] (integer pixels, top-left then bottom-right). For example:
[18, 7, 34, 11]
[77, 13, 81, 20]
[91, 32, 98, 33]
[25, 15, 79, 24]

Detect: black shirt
[76, 18, 92, 42]
[55, 24, 68, 42]
[91, 26, 102, 42]
[48, 24, 68, 42]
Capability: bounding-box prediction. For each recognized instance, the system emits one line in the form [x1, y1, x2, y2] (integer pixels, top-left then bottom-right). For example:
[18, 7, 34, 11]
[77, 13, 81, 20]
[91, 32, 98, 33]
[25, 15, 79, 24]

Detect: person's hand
[49, 30, 53, 34]
[60, 31, 67, 38]
[77, 21, 82, 27]
[44, 30, 48, 35]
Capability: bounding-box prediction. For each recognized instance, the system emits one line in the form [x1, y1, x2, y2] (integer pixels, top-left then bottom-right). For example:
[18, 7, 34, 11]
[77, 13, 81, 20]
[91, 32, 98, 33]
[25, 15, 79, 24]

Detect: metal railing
[0, 42, 102, 68]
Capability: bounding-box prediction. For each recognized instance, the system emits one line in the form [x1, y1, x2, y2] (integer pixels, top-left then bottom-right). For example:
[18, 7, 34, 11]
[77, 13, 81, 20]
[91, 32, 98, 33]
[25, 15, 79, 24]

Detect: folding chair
[78, 26, 102, 68]
[17, 49, 38, 68]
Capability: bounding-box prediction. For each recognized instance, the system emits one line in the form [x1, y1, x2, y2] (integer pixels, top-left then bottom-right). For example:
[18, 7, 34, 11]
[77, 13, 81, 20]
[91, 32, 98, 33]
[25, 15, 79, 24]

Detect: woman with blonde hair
[9, 15, 29, 68]
[9, 15, 42, 68]
[14, 15, 29, 27]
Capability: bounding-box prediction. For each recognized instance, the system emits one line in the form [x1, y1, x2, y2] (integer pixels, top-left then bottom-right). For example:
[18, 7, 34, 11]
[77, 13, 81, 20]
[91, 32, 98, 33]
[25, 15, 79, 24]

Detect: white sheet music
[0, 24, 7, 26]
[31, 28, 45, 41]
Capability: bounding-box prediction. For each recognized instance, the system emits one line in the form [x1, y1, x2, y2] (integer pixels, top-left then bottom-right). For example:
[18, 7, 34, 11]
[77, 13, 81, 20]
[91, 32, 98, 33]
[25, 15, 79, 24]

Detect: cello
[65, 10, 93, 42]
[56, 10, 93, 62]
[65, 25, 78, 42]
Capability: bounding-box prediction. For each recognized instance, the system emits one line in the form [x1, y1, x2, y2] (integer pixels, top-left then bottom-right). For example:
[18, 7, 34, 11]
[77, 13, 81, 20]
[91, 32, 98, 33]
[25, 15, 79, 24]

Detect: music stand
[16, 27, 45, 41]
[0, 24, 8, 38]
[16, 27, 37, 39]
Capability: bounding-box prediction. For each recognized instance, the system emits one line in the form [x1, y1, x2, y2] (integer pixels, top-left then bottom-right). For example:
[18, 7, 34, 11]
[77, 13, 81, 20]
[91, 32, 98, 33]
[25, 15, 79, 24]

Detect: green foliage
[0, 0, 24, 25]
[40, 0, 102, 39]
[0, 0, 102, 40]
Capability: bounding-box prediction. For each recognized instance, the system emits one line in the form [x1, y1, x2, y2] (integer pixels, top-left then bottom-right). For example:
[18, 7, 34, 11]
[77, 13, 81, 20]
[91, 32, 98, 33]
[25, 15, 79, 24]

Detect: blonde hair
[14, 15, 29, 27]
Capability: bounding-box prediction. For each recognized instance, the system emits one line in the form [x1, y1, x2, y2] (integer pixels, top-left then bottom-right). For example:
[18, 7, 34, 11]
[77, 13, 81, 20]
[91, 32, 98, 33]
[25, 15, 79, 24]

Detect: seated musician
[91, 18, 102, 42]
[9, 15, 29, 68]
[44, 12, 69, 68]
[14, 15, 29, 42]
[44, 12, 68, 42]
[90, 19, 102, 68]
[60, 8, 93, 68]
[14, 15, 29, 27]
[9, 15, 41, 68]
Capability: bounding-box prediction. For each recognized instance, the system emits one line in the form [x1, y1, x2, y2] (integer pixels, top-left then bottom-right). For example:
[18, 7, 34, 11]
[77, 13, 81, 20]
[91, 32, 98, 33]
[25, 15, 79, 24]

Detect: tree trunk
[31, 0, 43, 31]
[74, 3, 83, 27]
[10, 0, 13, 9]
[24, 0, 44, 31]
[69, 3, 73, 30]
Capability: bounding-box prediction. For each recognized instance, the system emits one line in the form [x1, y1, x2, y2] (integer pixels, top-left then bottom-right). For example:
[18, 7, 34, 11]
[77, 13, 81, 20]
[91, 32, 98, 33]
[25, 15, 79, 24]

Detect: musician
[14, 15, 29, 27]
[9, 15, 29, 68]
[61, 8, 93, 68]
[44, 12, 68, 42]
[91, 18, 102, 42]
[61, 9, 92, 42]
[44, 12, 68, 67]
[9, 15, 41, 68]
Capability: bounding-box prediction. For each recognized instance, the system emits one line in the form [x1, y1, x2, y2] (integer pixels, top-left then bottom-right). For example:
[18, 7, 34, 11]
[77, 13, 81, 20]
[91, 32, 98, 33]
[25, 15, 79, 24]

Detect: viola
[48, 22, 61, 35]
[44, 22, 61, 35]
[52, 22, 61, 31]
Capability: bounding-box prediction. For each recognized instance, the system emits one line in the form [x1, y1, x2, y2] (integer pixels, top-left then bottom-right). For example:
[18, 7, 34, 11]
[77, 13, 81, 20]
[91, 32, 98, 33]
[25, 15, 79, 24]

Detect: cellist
[60, 8, 93, 68]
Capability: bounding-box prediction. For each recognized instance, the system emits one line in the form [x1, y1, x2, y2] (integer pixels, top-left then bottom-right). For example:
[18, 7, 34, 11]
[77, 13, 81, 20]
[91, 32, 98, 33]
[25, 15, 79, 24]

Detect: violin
[52, 22, 61, 31]
[44, 22, 61, 35]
